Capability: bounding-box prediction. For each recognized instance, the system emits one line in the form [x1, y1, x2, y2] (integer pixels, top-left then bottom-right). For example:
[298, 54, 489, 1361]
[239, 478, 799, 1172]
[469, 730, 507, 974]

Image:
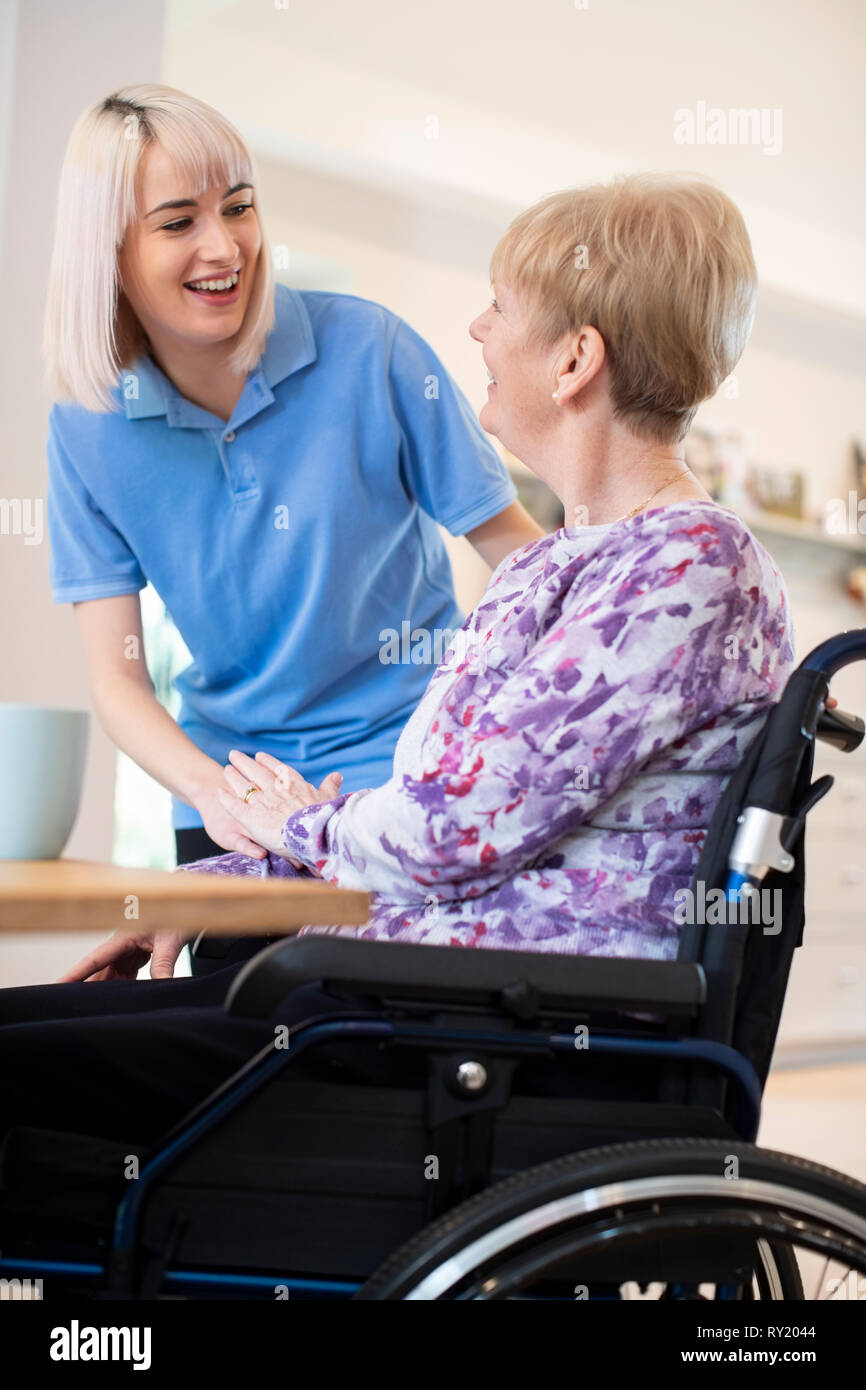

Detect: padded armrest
[225, 935, 706, 1021]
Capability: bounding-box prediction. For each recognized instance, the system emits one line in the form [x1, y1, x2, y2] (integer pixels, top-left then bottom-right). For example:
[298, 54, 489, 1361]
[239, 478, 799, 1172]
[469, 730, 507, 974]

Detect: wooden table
[0, 859, 371, 936]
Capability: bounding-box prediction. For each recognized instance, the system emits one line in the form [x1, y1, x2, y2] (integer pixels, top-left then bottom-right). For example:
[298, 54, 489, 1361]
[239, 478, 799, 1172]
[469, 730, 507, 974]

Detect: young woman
[43, 82, 542, 887]
[0, 173, 793, 1149]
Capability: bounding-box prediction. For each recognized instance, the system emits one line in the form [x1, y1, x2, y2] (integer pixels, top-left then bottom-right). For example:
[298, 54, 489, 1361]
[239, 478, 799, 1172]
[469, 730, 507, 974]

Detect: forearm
[464, 500, 545, 569]
[92, 674, 220, 806]
[281, 761, 572, 903]
[281, 782, 498, 901]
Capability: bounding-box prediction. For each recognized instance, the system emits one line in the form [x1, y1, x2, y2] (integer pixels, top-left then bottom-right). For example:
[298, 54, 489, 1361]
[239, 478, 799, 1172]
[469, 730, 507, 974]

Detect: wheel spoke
[813, 1253, 832, 1301]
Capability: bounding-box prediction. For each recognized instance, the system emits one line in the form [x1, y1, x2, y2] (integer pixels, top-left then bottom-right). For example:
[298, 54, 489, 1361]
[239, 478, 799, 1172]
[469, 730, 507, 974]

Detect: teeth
[487, 369, 497, 383]
[188, 271, 239, 291]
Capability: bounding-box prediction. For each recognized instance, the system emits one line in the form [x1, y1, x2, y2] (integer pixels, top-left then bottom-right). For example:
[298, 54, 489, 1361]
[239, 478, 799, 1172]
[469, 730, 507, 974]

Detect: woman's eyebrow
[145, 183, 253, 218]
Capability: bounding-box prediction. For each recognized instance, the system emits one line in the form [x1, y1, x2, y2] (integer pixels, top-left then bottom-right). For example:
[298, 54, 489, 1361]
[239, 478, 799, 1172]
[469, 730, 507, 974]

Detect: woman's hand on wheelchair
[56, 929, 190, 983]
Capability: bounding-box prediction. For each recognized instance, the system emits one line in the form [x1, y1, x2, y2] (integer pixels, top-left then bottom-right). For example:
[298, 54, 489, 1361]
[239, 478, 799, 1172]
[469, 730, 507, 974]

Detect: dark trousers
[175, 827, 274, 977]
[174, 826, 225, 863]
[0, 960, 392, 1151]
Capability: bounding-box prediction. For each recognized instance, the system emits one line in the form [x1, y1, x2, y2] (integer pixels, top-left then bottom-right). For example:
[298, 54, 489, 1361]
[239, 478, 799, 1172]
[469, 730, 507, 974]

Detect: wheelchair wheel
[357, 1138, 866, 1300]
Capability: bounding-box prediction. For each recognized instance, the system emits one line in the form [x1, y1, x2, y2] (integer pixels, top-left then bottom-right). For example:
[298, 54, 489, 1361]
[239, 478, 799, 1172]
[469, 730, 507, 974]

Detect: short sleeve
[46, 406, 146, 603]
[387, 317, 517, 535]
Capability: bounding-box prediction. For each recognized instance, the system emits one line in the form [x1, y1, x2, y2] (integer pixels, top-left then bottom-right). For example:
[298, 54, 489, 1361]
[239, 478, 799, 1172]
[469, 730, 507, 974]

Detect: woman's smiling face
[117, 140, 262, 348]
[469, 280, 555, 457]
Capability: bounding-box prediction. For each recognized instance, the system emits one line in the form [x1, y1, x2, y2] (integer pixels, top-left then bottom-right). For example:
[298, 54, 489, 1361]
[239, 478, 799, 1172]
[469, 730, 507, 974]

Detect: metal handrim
[403, 1175, 866, 1300]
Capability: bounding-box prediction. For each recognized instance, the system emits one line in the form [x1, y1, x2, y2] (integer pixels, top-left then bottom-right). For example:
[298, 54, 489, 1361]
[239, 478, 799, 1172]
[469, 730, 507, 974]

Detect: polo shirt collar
[120, 283, 317, 423]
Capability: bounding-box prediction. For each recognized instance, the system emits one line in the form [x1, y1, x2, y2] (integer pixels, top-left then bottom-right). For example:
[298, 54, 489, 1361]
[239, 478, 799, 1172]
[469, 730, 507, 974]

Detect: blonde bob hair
[43, 83, 275, 414]
[490, 172, 757, 445]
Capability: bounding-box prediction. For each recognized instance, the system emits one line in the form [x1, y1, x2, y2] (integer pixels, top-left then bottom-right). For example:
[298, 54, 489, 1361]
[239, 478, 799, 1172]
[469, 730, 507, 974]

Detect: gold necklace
[614, 469, 691, 524]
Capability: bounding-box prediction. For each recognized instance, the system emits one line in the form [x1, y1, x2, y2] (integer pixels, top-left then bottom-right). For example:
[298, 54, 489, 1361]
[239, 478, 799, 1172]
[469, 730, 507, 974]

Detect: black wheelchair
[2, 632, 866, 1301]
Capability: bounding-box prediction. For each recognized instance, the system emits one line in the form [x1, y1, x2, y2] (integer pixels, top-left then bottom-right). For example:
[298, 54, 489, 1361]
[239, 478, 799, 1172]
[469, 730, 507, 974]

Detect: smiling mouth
[183, 266, 242, 297]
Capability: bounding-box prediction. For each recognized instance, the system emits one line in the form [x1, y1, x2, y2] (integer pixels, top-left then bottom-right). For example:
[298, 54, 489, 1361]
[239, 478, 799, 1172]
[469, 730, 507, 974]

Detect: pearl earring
[552, 390, 559, 400]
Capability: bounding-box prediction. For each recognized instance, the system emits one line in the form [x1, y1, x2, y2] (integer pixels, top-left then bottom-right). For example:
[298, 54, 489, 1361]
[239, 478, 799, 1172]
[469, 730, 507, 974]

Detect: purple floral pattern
[177, 503, 795, 960]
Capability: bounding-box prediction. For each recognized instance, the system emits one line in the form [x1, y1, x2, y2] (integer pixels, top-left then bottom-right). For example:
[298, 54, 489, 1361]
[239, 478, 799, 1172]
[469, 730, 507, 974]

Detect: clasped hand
[218, 749, 342, 862]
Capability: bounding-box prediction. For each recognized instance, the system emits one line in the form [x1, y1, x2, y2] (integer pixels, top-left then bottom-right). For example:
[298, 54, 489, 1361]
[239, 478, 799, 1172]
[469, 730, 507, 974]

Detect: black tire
[357, 1137, 866, 1300]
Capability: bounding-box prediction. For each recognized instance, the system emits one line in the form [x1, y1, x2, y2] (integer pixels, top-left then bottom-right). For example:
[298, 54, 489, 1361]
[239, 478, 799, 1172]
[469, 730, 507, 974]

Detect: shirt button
[224, 430, 236, 443]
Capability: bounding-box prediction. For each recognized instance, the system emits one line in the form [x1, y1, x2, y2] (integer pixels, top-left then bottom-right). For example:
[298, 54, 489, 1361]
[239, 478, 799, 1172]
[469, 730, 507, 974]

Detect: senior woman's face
[117, 141, 262, 349]
[469, 282, 554, 458]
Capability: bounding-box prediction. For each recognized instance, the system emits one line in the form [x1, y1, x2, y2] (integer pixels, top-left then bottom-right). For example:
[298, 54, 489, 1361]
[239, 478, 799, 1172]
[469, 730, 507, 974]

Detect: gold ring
[243, 783, 258, 804]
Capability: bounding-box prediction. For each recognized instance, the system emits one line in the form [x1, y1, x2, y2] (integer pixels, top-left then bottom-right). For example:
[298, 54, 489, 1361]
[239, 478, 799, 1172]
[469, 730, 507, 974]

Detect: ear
[553, 326, 606, 405]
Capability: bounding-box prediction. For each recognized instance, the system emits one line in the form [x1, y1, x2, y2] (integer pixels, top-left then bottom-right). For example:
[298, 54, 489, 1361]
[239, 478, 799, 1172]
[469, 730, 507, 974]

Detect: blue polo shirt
[46, 284, 516, 829]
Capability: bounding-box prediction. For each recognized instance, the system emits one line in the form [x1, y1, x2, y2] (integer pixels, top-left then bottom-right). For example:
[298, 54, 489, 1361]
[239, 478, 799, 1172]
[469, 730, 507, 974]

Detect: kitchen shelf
[743, 508, 866, 557]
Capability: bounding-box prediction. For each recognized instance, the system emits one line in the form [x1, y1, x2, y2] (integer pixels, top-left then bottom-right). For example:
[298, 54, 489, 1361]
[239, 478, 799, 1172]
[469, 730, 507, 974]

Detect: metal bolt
[455, 1060, 487, 1093]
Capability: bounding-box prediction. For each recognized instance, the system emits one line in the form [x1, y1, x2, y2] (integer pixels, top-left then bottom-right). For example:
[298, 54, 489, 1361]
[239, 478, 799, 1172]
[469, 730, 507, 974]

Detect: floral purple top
[178, 502, 795, 961]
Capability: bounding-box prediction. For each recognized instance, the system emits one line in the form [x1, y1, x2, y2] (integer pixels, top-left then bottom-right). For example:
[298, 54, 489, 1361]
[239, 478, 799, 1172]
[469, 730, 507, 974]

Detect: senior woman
[0, 174, 793, 1148]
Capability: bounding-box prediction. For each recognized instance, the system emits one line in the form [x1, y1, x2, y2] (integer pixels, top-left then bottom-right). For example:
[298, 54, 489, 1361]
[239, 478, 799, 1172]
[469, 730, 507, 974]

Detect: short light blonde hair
[490, 172, 757, 444]
[43, 83, 275, 413]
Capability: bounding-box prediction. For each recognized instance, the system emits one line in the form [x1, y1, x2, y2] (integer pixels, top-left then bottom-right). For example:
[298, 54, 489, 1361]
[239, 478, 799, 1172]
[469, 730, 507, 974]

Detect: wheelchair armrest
[225, 935, 706, 1021]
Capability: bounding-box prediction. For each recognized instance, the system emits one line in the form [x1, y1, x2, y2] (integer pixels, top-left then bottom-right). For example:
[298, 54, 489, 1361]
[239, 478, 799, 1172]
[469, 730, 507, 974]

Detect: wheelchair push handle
[725, 629, 866, 893]
[801, 627, 866, 678]
[816, 703, 865, 753]
[804, 629, 866, 752]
